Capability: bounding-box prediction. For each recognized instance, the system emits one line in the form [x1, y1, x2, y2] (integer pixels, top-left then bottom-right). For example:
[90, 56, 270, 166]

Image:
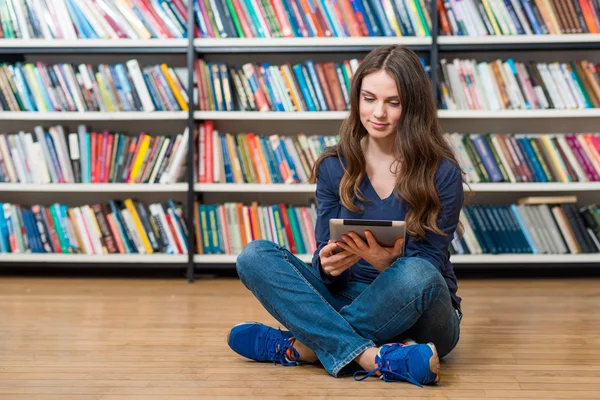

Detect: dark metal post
[186, 0, 196, 282]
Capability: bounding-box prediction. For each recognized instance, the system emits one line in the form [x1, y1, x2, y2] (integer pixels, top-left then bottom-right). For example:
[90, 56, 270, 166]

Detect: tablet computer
[329, 219, 406, 253]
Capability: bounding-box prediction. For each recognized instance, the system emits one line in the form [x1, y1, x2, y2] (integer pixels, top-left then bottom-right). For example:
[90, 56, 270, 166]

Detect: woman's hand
[335, 230, 404, 272]
[319, 241, 362, 278]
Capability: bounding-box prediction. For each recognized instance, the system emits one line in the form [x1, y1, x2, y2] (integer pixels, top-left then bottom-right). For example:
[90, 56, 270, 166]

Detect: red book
[278, 204, 297, 254]
[104, 133, 114, 183]
[137, 0, 173, 38]
[90, 132, 97, 183]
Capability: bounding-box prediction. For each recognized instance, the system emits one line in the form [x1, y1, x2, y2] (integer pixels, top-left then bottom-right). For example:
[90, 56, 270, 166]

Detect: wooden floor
[0, 276, 599, 399]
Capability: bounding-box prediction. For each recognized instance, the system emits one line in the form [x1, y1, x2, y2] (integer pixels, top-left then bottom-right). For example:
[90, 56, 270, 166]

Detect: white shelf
[3, 254, 188, 263]
[196, 110, 600, 120]
[467, 182, 600, 192]
[0, 39, 188, 48]
[437, 109, 600, 118]
[438, 34, 600, 45]
[194, 111, 348, 120]
[196, 182, 600, 193]
[194, 253, 600, 264]
[195, 183, 316, 192]
[0, 183, 188, 192]
[194, 37, 432, 48]
[451, 254, 600, 264]
[194, 254, 312, 263]
[0, 112, 188, 121]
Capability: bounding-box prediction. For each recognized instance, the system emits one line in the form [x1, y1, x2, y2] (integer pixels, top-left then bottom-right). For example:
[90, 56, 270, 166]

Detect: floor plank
[0, 276, 598, 399]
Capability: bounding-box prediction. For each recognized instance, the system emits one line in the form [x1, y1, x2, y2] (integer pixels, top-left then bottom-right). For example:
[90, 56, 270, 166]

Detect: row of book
[195, 0, 432, 38]
[0, 126, 188, 184]
[438, 58, 600, 111]
[447, 133, 600, 183]
[194, 196, 600, 256]
[450, 196, 600, 255]
[0, 0, 191, 39]
[0, 199, 189, 255]
[0, 60, 188, 112]
[439, 0, 600, 36]
[196, 58, 362, 112]
[196, 121, 338, 183]
[194, 201, 317, 255]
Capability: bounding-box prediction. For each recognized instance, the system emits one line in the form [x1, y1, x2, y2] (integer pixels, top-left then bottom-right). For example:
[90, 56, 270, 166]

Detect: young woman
[227, 45, 464, 386]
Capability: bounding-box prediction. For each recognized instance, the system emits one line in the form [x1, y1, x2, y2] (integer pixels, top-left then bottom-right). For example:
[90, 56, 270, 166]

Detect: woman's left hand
[335, 230, 404, 272]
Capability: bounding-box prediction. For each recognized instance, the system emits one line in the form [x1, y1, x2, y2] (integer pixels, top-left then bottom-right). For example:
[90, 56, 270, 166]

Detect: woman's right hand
[319, 241, 361, 277]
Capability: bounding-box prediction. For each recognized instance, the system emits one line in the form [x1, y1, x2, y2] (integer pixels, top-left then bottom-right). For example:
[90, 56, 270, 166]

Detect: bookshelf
[2, 1, 600, 278]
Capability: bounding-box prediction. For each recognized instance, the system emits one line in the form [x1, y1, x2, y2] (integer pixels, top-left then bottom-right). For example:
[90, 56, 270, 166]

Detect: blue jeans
[236, 240, 461, 377]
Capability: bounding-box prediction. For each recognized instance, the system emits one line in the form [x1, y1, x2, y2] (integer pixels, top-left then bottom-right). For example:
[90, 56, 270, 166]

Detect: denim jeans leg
[235, 240, 375, 376]
[339, 257, 460, 359]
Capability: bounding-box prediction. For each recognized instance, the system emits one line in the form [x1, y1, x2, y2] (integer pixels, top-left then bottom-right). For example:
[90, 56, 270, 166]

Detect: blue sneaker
[353, 342, 440, 386]
[227, 322, 299, 366]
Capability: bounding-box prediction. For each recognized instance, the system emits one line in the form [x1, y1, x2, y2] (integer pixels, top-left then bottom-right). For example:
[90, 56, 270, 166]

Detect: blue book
[510, 205, 538, 254]
[305, 61, 327, 111]
[261, 64, 285, 112]
[260, 136, 282, 183]
[471, 135, 503, 182]
[220, 134, 234, 183]
[359, 0, 381, 36]
[0, 203, 7, 252]
[365, 0, 394, 36]
[518, 137, 547, 182]
[292, 64, 317, 111]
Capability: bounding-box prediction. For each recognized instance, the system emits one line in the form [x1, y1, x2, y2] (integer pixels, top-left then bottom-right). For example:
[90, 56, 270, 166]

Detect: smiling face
[358, 69, 402, 141]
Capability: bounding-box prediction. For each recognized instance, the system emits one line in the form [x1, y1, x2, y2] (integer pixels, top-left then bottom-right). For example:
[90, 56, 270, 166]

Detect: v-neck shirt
[311, 154, 464, 309]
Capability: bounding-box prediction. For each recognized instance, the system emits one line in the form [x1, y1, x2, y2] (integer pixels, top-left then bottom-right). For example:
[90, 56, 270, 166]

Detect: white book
[285, 137, 308, 183]
[95, 0, 138, 39]
[53, 0, 78, 39]
[126, 59, 155, 112]
[266, 206, 278, 247]
[161, 128, 188, 184]
[82, 206, 104, 255]
[560, 64, 586, 109]
[148, 138, 170, 184]
[242, 205, 253, 244]
[549, 63, 577, 109]
[490, 134, 516, 183]
[113, 0, 151, 39]
[83, 0, 118, 39]
[150, 204, 175, 254]
[537, 63, 563, 110]
[8, 136, 26, 183]
[501, 62, 525, 109]
[61, 65, 86, 112]
[121, 209, 145, 254]
[32, 142, 51, 184]
[23, 133, 40, 183]
[56, 126, 75, 183]
[12, 0, 32, 39]
[509, 0, 533, 35]
[167, 207, 187, 254]
[465, 0, 488, 36]
[34, 0, 58, 39]
[151, 0, 183, 37]
[16, 132, 32, 183]
[213, 129, 222, 183]
[270, 66, 293, 112]
[477, 63, 501, 111]
[72, 207, 94, 254]
[48, 127, 69, 183]
[224, 204, 239, 254]
[539, 204, 568, 254]
[446, 62, 468, 110]
[465, 60, 488, 110]
[556, 135, 588, 182]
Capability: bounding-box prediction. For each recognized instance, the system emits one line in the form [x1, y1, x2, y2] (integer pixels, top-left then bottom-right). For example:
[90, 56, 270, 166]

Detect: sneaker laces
[258, 328, 299, 367]
[353, 343, 422, 387]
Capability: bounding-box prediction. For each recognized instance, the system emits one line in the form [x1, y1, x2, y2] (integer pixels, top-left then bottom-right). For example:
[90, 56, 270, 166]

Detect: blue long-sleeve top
[311, 154, 464, 309]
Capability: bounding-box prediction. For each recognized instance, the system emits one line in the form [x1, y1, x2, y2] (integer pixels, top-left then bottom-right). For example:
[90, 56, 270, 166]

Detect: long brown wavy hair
[310, 45, 464, 241]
